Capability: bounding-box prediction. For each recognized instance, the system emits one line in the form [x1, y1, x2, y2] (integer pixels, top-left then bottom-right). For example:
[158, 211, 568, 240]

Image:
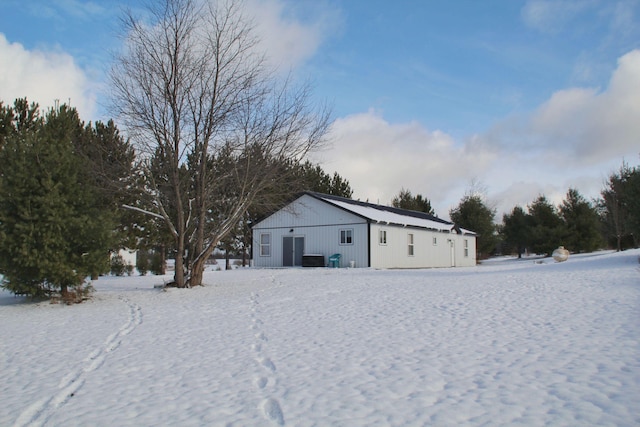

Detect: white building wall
[253, 193, 477, 269]
[117, 248, 137, 267]
[253, 194, 369, 268]
[369, 224, 476, 268]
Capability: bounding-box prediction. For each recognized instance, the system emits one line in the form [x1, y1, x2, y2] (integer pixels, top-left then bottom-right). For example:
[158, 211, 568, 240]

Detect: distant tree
[599, 162, 639, 250]
[501, 205, 529, 258]
[0, 101, 112, 299]
[627, 165, 640, 243]
[392, 188, 435, 215]
[449, 194, 497, 259]
[559, 188, 603, 253]
[293, 160, 353, 197]
[526, 195, 564, 256]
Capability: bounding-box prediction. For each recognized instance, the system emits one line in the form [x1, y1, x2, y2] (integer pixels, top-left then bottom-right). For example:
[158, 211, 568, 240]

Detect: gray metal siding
[253, 194, 369, 268]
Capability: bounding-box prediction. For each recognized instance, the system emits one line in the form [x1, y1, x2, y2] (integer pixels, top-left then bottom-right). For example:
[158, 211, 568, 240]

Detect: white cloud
[243, 0, 339, 71]
[318, 50, 640, 220]
[0, 33, 97, 119]
[473, 49, 640, 216]
[530, 49, 640, 162]
[313, 110, 495, 218]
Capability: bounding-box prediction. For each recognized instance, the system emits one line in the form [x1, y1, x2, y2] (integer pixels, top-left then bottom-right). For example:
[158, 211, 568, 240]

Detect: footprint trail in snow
[250, 289, 285, 426]
[13, 297, 142, 427]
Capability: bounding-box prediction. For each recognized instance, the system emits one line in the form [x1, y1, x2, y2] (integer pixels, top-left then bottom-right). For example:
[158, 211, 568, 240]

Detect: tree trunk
[174, 217, 187, 287]
[189, 252, 208, 287]
[160, 244, 166, 275]
[174, 253, 186, 287]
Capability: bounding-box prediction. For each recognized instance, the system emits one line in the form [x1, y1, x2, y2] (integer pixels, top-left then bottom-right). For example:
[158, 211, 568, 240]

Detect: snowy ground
[1, 249, 639, 426]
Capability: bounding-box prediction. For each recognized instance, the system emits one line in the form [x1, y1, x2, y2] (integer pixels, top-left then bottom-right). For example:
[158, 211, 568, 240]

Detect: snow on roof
[309, 192, 475, 235]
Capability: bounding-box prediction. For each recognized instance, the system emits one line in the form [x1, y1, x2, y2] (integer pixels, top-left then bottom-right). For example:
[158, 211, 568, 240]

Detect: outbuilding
[252, 192, 476, 269]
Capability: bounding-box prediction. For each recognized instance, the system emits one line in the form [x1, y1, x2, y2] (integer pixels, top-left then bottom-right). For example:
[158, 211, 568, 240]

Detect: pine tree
[501, 205, 529, 257]
[392, 188, 435, 215]
[526, 196, 564, 256]
[449, 194, 497, 259]
[599, 162, 639, 250]
[0, 101, 112, 299]
[559, 188, 603, 253]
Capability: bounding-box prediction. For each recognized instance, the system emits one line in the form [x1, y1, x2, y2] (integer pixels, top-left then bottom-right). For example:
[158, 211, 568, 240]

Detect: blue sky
[1, 0, 639, 218]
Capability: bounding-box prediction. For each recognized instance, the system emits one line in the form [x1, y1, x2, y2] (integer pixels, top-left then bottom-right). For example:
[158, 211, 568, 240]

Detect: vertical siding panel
[252, 195, 368, 268]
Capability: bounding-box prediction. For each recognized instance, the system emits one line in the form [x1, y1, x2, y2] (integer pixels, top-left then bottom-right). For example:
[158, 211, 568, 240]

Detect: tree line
[390, 165, 640, 260]
[1, 0, 637, 300]
[1, 0, 352, 299]
[0, 96, 351, 299]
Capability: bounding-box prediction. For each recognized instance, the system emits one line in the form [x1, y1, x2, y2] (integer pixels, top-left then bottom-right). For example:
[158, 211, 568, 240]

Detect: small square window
[340, 229, 353, 245]
[379, 230, 387, 245]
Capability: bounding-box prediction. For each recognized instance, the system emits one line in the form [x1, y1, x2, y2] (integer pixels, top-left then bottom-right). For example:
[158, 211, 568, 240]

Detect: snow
[320, 196, 458, 233]
[1, 250, 639, 426]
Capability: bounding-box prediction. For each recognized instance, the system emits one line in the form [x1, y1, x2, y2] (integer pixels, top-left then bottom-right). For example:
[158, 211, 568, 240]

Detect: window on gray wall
[259, 233, 271, 256]
[340, 229, 353, 245]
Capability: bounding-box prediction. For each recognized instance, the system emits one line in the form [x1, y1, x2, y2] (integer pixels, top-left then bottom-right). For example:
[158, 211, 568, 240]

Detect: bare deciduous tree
[111, 0, 330, 287]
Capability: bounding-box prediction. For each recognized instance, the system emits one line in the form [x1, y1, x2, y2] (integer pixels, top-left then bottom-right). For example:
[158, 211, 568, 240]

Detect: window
[379, 230, 387, 245]
[408, 233, 414, 256]
[340, 229, 353, 245]
[259, 233, 271, 256]
[464, 239, 469, 257]
[433, 237, 437, 246]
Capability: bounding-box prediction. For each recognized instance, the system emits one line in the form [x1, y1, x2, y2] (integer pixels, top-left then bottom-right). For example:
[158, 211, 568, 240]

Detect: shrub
[110, 255, 128, 276]
[136, 250, 150, 276]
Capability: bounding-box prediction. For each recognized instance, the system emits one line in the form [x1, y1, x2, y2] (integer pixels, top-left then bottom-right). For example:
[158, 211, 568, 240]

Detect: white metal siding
[369, 224, 476, 268]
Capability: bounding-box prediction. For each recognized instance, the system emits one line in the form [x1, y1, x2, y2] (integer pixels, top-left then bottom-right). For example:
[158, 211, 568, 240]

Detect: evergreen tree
[526, 195, 564, 256]
[559, 188, 603, 253]
[392, 188, 435, 215]
[449, 194, 497, 259]
[626, 166, 640, 244]
[599, 162, 639, 250]
[296, 160, 353, 197]
[0, 101, 112, 299]
[501, 205, 529, 257]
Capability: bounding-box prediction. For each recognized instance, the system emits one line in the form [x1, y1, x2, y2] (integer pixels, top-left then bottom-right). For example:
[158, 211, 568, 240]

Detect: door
[283, 236, 304, 266]
[449, 239, 456, 267]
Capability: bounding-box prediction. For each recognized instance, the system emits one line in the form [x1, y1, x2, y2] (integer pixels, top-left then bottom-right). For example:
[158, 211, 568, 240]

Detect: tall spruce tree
[599, 162, 639, 250]
[0, 101, 113, 298]
[392, 188, 435, 215]
[501, 205, 529, 257]
[559, 188, 603, 253]
[449, 194, 497, 259]
[526, 195, 564, 256]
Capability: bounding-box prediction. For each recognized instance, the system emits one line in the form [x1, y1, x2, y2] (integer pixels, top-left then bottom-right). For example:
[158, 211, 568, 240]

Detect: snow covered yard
[1, 250, 639, 426]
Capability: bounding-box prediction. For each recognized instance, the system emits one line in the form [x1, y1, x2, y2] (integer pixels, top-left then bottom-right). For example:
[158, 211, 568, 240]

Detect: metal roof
[305, 192, 476, 235]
